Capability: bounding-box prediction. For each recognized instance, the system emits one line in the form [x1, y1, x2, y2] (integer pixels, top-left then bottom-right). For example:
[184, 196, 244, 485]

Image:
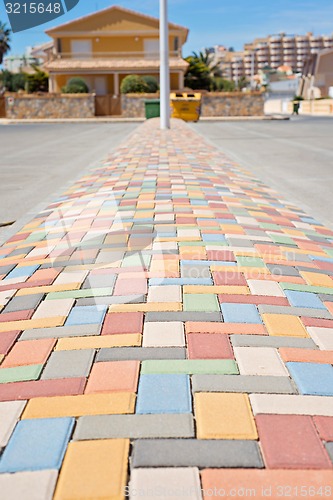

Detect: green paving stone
[236, 256, 266, 268]
[45, 287, 114, 300]
[25, 232, 47, 243]
[280, 283, 333, 295]
[270, 234, 297, 246]
[141, 359, 239, 375]
[325, 249, 333, 257]
[121, 254, 151, 267]
[183, 294, 220, 312]
[0, 364, 43, 384]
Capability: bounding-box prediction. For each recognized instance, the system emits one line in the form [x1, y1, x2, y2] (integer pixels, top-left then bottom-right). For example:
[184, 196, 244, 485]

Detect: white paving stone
[250, 394, 333, 416]
[234, 347, 289, 376]
[0, 401, 27, 447]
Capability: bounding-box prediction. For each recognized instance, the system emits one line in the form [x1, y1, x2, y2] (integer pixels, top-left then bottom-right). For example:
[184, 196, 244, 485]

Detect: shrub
[0, 70, 26, 92]
[212, 77, 235, 92]
[120, 75, 149, 94]
[26, 67, 48, 93]
[62, 77, 89, 94]
[142, 75, 159, 93]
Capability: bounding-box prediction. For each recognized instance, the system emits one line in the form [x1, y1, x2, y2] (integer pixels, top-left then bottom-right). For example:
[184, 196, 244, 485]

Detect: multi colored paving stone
[0, 118, 333, 498]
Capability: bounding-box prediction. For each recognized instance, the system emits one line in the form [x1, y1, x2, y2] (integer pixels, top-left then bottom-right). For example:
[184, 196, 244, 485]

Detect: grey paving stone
[296, 266, 333, 275]
[325, 443, 333, 464]
[131, 439, 264, 468]
[41, 349, 95, 379]
[230, 334, 318, 349]
[226, 238, 254, 247]
[284, 252, 311, 263]
[3, 293, 44, 313]
[181, 265, 211, 279]
[82, 274, 116, 289]
[319, 294, 333, 302]
[9, 247, 34, 257]
[76, 295, 145, 307]
[258, 304, 332, 319]
[74, 414, 194, 440]
[96, 347, 186, 362]
[192, 375, 297, 394]
[20, 323, 101, 340]
[145, 312, 223, 322]
[266, 264, 300, 276]
[0, 264, 16, 275]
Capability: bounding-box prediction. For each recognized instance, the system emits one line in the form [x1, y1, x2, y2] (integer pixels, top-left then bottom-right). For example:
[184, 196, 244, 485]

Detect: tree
[120, 75, 149, 94]
[0, 70, 26, 92]
[26, 66, 48, 93]
[185, 49, 222, 91]
[62, 77, 88, 94]
[0, 22, 11, 65]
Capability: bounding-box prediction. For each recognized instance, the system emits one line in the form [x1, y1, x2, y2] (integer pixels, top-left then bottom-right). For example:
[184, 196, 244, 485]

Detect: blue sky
[1, 0, 332, 56]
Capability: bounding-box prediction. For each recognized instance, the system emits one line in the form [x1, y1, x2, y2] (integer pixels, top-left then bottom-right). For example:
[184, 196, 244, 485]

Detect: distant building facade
[210, 32, 333, 84]
[299, 48, 333, 98]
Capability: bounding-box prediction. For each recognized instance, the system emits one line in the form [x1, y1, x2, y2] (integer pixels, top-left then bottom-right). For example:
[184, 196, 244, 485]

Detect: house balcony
[51, 50, 182, 60]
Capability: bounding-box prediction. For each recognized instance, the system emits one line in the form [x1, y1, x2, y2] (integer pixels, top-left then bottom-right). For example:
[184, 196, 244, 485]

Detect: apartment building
[213, 32, 333, 83]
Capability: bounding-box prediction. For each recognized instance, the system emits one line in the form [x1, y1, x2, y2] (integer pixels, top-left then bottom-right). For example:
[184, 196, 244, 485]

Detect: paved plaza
[0, 118, 333, 498]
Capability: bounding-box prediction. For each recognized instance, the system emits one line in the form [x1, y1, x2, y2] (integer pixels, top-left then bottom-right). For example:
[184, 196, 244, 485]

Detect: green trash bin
[145, 99, 160, 119]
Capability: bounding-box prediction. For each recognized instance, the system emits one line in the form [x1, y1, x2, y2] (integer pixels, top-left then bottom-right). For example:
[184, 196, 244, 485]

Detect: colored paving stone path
[0, 118, 333, 499]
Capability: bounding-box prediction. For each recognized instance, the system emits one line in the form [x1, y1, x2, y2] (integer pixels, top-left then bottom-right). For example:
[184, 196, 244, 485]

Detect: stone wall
[5, 94, 95, 119]
[121, 92, 265, 118]
[201, 92, 265, 117]
[121, 93, 159, 118]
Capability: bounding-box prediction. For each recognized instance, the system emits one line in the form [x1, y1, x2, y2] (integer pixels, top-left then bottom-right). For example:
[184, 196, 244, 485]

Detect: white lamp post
[160, 0, 170, 129]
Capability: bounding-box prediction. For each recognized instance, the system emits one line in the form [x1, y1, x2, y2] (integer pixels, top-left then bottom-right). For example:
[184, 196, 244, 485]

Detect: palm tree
[192, 49, 222, 79]
[0, 22, 11, 65]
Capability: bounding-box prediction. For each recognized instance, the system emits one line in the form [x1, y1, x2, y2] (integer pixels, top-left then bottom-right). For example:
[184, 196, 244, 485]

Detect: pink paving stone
[1, 338, 56, 368]
[187, 333, 234, 359]
[113, 276, 147, 295]
[85, 361, 140, 394]
[26, 268, 61, 283]
[102, 312, 143, 335]
[302, 317, 333, 328]
[313, 416, 333, 441]
[256, 414, 332, 469]
[213, 272, 247, 286]
[0, 377, 86, 401]
[0, 331, 20, 355]
[218, 295, 289, 306]
[0, 310, 34, 322]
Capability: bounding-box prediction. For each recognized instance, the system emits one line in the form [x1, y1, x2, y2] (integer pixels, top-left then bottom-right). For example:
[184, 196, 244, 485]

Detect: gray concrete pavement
[0, 122, 139, 223]
[191, 116, 333, 229]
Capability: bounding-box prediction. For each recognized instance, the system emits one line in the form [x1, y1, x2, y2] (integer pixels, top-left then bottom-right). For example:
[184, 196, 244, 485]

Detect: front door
[94, 77, 107, 96]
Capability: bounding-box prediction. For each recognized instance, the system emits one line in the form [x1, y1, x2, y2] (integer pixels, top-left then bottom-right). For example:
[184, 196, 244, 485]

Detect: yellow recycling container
[170, 92, 202, 122]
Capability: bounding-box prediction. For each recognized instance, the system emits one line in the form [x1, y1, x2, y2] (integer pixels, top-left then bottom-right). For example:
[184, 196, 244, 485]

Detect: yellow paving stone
[56, 334, 142, 351]
[22, 393, 136, 419]
[108, 302, 182, 313]
[54, 439, 129, 500]
[211, 265, 270, 275]
[0, 316, 66, 333]
[183, 285, 249, 295]
[300, 271, 333, 287]
[16, 283, 82, 296]
[262, 313, 309, 337]
[195, 393, 258, 440]
[221, 225, 245, 234]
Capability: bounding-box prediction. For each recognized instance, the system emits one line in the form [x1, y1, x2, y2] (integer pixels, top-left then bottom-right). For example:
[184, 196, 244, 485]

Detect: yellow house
[44, 5, 189, 97]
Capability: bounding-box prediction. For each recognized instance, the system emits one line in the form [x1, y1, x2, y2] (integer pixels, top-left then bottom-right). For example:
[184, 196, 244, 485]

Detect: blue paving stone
[0, 418, 74, 472]
[221, 303, 262, 324]
[136, 374, 192, 414]
[149, 278, 213, 286]
[202, 234, 226, 242]
[311, 256, 333, 263]
[287, 362, 333, 396]
[4, 264, 39, 280]
[65, 305, 107, 325]
[285, 290, 326, 310]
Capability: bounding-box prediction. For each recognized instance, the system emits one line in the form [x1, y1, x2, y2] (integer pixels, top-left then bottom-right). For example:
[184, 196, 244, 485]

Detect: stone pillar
[178, 72, 184, 91]
[49, 74, 56, 93]
[114, 73, 120, 96]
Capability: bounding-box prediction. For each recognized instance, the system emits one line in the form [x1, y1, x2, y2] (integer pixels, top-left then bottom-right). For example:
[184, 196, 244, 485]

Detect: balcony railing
[51, 50, 182, 60]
